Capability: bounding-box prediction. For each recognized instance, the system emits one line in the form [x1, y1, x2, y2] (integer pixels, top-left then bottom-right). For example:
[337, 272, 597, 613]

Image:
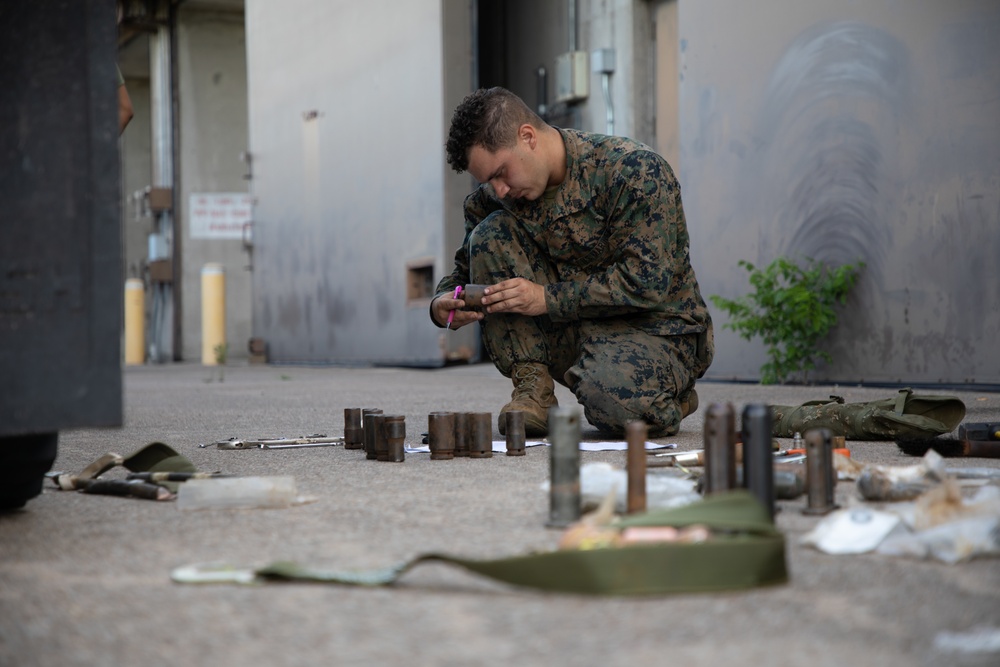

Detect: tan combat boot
[679, 387, 699, 419]
[498, 363, 558, 437]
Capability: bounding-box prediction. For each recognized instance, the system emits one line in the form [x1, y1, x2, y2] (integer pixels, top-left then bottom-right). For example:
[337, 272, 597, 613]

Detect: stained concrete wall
[680, 0, 1000, 385]
[176, 6, 251, 362]
[245, 0, 474, 365]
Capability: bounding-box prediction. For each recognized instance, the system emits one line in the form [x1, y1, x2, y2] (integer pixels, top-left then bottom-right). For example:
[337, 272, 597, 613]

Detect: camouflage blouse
[437, 128, 712, 337]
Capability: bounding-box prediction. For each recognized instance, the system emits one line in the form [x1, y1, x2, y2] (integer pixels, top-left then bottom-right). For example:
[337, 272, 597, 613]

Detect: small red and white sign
[190, 193, 253, 240]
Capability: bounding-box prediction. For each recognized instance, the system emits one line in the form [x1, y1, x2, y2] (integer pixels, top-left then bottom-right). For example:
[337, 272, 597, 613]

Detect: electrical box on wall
[555, 51, 589, 103]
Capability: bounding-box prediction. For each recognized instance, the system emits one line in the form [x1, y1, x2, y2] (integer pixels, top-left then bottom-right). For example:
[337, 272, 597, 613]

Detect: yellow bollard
[124, 278, 145, 365]
[201, 263, 226, 365]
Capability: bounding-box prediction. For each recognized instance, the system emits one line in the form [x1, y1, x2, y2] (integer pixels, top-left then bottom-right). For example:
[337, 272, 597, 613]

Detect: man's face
[467, 126, 548, 202]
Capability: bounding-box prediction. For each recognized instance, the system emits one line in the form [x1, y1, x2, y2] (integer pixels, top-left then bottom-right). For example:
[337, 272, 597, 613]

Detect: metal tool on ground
[742, 403, 775, 519]
[626, 421, 647, 514]
[704, 403, 737, 495]
[803, 428, 839, 515]
[428, 412, 456, 460]
[895, 432, 1000, 458]
[203, 435, 344, 450]
[505, 410, 526, 456]
[79, 478, 174, 501]
[127, 472, 230, 483]
[547, 407, 581, 528]
[344, 408, 364, 449]
[960, 422, 1000, 441]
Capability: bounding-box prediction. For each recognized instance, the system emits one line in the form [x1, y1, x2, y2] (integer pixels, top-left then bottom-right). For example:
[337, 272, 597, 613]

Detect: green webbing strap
[172, 492, 788, 596]
[55, 442, 197, 492]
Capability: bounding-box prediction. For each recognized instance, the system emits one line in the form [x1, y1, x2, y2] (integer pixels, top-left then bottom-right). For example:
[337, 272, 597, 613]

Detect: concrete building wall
[679, 0, 1000, 385]
[245, 0, 473, 365]
[176, 6, 251, 361]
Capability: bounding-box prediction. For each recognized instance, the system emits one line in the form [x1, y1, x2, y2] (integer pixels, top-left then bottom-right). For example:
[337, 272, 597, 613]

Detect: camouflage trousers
[469, 210, 711, 436]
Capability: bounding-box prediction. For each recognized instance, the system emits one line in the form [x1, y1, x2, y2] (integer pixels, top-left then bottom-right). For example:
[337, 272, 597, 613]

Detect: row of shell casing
[702, 403, 840, 518]
[341, 408, 528, 460]
[343, 408, 406, 462]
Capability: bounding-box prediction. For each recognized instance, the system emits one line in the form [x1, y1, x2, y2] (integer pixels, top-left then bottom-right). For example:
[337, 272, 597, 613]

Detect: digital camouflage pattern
[434, 129, 714, 435]
[770, 389, 966, 440]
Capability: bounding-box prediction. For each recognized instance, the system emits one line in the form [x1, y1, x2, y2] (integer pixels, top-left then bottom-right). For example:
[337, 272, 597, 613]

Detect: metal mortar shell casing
[453, 412, 471, 457]
[374, 414, 390, 461]
[384, 415, 405, 462]
[428, 412, 456, 460]
[625, 420, 648, 514]
[469, 412, 493, 458]
[505, 411, 526, 456]
[803, 428, 839, 515]
[547, 407, 581, 528]
[344, 408, 364, 449]
[461, 284, 488, 309]
[703, 402, 737, 495]
[741, 403, 775, 519]
[362, 409, 383, 460]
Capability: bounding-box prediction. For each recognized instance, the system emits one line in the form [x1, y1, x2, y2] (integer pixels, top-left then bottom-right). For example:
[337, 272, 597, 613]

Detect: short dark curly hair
[445, 87, 544, 173]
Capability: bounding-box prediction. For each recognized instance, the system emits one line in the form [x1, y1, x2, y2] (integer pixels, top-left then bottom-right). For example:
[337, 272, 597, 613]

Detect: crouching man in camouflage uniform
[430, 87, 713, 437]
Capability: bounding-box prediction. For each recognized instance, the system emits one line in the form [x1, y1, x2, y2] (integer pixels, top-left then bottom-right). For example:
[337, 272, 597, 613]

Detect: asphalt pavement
[1, 362, 998, 667]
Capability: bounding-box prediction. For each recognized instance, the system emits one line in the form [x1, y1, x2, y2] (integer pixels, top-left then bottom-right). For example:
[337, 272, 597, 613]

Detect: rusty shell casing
[344, 408, 364, 449]
[625, 420, 648, 514]
[469, 412, 493, 458]
[384, 415, 405, 463]
[803, 428, 839, 515]
[374, 415, 392, 462]
[453, 412, 472, 457]
[547, 407, 581, 528]
[741, 403, 775, 520]
[505, 410, 526, 456]
[428, 412, 456, 460]
[362, 409, 383, 460]
[703, 403, 737, 495]
[461, 284, 488, 309]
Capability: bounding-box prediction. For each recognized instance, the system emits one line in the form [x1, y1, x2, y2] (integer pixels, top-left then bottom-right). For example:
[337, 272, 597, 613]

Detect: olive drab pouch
[771, 388, 966, 441]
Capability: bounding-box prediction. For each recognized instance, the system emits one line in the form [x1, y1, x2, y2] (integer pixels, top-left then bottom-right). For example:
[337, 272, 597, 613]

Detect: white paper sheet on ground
[404, 441, 677, 454]
[800, 507, 903, 554]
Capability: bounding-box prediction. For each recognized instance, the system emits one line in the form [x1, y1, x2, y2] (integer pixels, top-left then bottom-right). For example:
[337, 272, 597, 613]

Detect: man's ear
[518, 123, 537, 149]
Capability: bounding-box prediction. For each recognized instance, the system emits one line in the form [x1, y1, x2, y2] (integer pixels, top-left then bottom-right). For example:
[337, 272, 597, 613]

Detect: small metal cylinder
[504, 411, 526, 456]
[741, 403, 775, 519]
[803, 428, 839, 515]
[384, 415, 405, 462]
[461, 284, 488, 309]
[469, 412, 493, 458]
[453, 412, 471, 457]
[374, 415, 391, 461]
[703, 403, 737, 495]
[625, 420, 647, 514]
[362, 409, 383, 460]
[547, 407, 581, 528]
[428, 412, 456, 460]
[344, 408, 364, 449]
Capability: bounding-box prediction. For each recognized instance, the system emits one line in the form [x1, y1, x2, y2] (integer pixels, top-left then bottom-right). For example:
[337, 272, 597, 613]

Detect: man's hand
[431, 293, 484, 330]
[481, 278, 548, 317]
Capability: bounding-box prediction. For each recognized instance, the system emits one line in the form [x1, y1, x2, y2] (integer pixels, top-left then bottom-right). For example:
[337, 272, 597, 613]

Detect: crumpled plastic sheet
[540, 462, 700, 514]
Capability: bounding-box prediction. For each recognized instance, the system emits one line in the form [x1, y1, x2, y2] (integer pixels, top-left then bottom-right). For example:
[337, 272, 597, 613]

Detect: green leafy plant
[213, 343, 229, 383]
[709, 257, 863, 384]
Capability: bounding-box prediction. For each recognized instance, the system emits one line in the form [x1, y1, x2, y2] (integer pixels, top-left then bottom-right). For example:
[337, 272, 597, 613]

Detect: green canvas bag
[771, 388, 966, 441]
[172, 491, 788, 596]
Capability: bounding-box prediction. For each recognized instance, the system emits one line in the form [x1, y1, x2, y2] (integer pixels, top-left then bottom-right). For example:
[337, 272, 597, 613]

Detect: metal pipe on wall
[148, 21, 174, 363]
